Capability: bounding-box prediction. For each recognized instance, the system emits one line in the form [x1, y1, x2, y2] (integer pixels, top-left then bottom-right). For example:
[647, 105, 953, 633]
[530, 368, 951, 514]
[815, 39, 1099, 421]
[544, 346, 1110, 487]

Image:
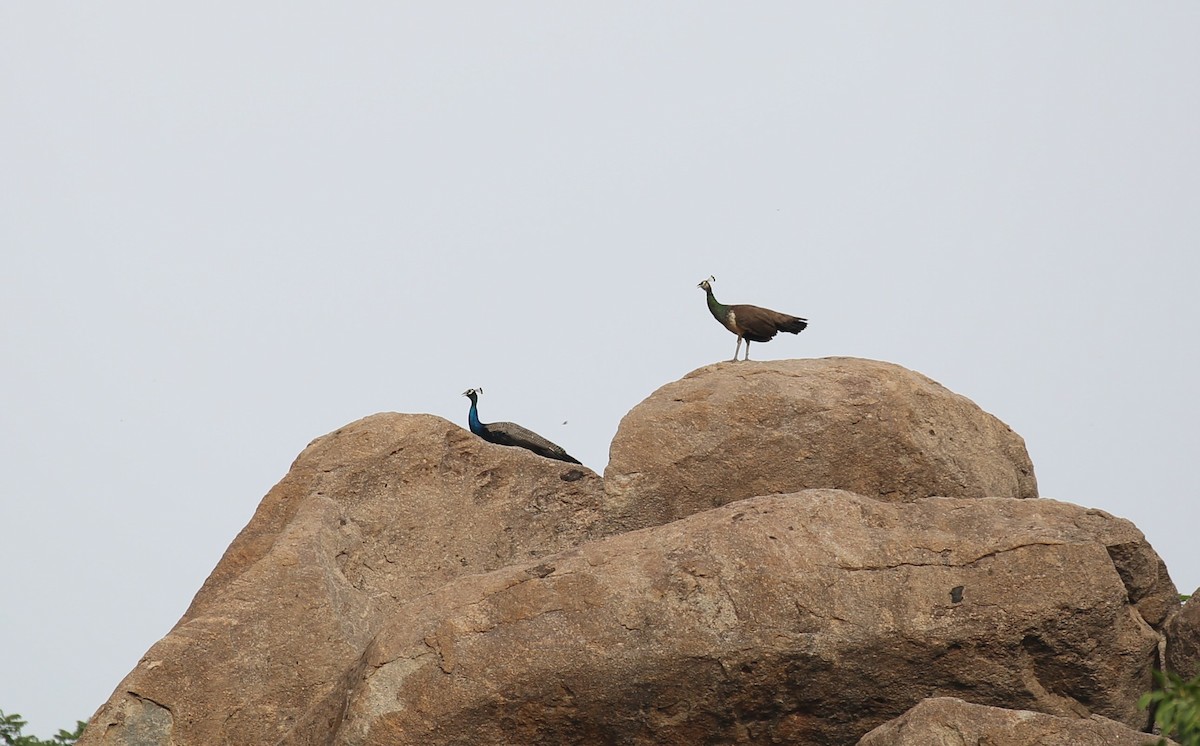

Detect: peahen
[698, 276, 808, 361]
[462, 388, 582, 464]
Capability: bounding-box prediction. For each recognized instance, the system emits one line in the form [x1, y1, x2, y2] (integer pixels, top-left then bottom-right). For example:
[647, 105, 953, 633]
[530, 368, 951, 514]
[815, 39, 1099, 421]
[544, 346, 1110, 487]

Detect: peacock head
[462, 387, 483, 403]
[697, 275, 716, 292]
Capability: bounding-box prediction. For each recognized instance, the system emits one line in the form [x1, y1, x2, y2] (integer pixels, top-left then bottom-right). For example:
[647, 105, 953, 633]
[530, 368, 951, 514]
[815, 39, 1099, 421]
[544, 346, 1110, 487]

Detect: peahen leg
[733, 336, 742, 362]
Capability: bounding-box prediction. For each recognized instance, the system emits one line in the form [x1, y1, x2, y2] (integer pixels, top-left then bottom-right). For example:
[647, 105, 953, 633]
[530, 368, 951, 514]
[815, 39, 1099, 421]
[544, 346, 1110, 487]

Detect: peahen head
[698, 275, 727, 322]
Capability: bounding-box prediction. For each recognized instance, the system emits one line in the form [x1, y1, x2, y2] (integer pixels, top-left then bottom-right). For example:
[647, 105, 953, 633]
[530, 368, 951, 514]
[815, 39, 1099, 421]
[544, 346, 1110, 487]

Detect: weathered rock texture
[79, 359, 1177, 746]
[604, 358, 1037, 529]
[1166, 589, 1200, 679]
[80, 413, 607, 746]
[281, 491, 1173, 746]
[858, 696, 1178, 746]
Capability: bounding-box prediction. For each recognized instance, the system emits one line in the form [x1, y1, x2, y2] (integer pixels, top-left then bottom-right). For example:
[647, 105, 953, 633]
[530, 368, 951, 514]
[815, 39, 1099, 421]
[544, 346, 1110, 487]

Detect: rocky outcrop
[604, 358, 1037, 529]
[1166, 590, 1200, 679]
[79, 359, 1177, 746]
[80, 414, 607, 746]
[280, 491, 1172, 746]
[858, 697, 1178, 745]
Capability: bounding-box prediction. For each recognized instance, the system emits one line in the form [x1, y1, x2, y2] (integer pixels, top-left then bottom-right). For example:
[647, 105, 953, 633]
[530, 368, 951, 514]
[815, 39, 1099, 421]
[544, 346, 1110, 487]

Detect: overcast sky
[2, 3, 1197, 738]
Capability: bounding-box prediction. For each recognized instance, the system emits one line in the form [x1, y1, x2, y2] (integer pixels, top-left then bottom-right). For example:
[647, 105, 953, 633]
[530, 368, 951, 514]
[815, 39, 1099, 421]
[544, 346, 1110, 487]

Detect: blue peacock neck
[467, 397, 484, 435]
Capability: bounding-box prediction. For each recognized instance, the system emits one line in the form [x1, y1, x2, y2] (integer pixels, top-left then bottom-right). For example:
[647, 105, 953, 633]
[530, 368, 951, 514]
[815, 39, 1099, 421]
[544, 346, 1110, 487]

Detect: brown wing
[730, 304, 808, 342]
[485, 421, 582, 464]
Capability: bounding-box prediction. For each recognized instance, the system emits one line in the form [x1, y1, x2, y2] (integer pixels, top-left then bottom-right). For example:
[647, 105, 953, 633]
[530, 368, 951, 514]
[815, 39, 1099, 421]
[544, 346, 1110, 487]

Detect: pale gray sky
[3, 3, 1197, 737]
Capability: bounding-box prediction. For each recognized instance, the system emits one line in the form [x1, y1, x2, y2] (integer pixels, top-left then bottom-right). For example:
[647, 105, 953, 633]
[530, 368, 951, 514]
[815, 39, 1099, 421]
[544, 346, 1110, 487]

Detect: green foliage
[0, 711, 84, 746]
[1140, 670, 1200, 746]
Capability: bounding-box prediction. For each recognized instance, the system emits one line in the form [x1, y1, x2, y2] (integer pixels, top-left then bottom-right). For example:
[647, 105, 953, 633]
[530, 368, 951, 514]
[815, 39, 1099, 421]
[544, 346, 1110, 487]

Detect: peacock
[462, 388, 582, 464]
[698, 276, 808, 361]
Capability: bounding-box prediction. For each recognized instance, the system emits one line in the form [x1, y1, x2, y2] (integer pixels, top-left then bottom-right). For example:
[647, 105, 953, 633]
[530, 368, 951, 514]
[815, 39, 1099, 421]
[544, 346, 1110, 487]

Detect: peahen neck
[467, 398, 484, 435]
[705, 287, 729, 322]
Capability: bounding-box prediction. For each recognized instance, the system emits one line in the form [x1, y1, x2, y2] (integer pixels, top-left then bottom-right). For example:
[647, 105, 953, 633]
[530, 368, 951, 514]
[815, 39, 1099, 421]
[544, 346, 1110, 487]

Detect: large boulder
[858, 697, 1176, 746]
[279, 490, 1174, 746]
[80, 360, 1177, 746]
[1166, 589, 1200, 679]
[604, 358, 1037, 528]
[79, 413, 607, 746]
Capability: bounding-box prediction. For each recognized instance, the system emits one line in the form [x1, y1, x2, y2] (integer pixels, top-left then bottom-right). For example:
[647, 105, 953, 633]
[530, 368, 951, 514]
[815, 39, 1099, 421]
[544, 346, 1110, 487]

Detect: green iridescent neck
[705, 287, 728, 321]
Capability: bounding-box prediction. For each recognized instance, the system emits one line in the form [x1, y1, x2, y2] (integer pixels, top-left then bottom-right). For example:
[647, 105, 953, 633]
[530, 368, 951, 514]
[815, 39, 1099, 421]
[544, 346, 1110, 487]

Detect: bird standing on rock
[462, 388, 582, 464]
[698, 276, 808, 361]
